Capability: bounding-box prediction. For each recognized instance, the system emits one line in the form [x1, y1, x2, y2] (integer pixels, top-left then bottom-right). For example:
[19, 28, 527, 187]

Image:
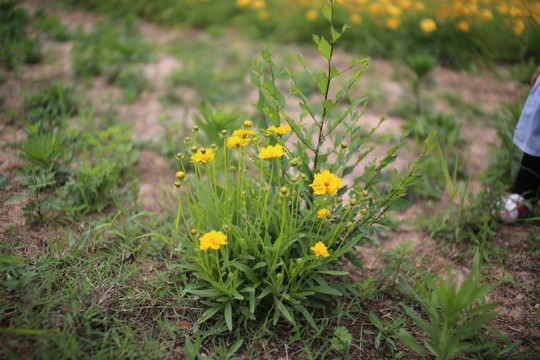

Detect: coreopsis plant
[170, 0, 435, 332]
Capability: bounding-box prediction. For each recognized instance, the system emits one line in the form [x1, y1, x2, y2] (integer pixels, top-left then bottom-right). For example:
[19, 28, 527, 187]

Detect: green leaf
[317, 37, 332, 61]
[276, 300, 296, 325]
[323, 99, 335, 111]
[321, 3, 332, 22]
[224, 302, 232, 331]
[309, 285, 342, 296]
[397, 329, 428, 358]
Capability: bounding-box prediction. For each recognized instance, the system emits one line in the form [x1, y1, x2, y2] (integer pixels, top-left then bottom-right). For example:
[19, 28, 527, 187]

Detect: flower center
[324, 181, 330, 186]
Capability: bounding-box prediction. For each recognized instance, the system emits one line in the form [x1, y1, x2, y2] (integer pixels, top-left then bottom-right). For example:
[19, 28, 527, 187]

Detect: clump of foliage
[166, 1, 434, 332]
[0, 1, 42, 69]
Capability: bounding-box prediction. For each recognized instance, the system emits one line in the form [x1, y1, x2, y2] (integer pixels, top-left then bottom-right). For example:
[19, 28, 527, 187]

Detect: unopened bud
[291, 176, 298, 184]
[280, 186, 288, 195]
[222, 224, 231, 232]
[199, 147, 206, 154]
[252, 137, 260, 145]
[362, 190, 368, 197]
[335, 196, 343, 203]
[184, 137, 191, 143]
[360, 208, 367, 215]
[176, 171, 186, 180]
[300, 173, 307, 180]
[228, 272, 234, 279]
[193, 125, 199, 132]
[340, 142, 348, 149]
[290, 159, 299, 167]
[190, 229, 198, 236]
[325, 211, 332, 219]
[276, 273, 283, 279]
[176, 152, 184, 160]
[243, 120, 253, 128]
[174, 181, 182, 188]
[296, 258, 303, 264]
[220, 129, 228, 137]
[190, 146, 198, 153]
[241, 191, 247, 197]
[211, 144, 217, 150]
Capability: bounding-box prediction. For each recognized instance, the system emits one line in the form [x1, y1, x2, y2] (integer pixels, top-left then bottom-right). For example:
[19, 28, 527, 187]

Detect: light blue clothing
[514, 77, 540, 157]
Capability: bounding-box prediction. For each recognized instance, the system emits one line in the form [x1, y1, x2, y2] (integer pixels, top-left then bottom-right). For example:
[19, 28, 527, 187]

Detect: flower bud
[174, 181, 182, 188]
[229, 166, 236, 171]
[176, 152, 184, 160]
[280, 186, 288, 195]
[296, 258, 303, 264]
[220, 129, 228, 137]
[199, 147, 207, 154]
[335, 196, 343, 204]
[349, 198, 358, 206]
[243, 120, 253, 128]
[252, 137, 260, 145]
[211, 144, 217, 150]
[190, 229, 198, 237]
[262, 187, 269, 193]
[276, 273, 283, 280]
[290, 159, 299, 167]
[360, 208, 367, 215]
[228, 272, 234, 279]
[241, 191, 247, 198]
[193, 125, 199, 132]
[176, 171, 186, 180]
[340, 141, 348, 149]
[325, 212, 332, 219]
[184, 137, 191, 143]
[190, 146, 198, 153]
[362, 190, 369, 197]
[291, 176, 298, 184]
[222, 224, 231, 232]
[300, 173, 307, 180]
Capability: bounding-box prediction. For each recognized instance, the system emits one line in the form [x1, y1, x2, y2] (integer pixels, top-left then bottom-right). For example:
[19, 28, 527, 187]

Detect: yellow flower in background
[317, 208, 330, 219]
[259, 144, 285, 159]
[199, 230, 227, 250]
[176, 171, 186, 180]
[191, 148, 215, 164]
[267, 123, 292, 136]
[310, 241, 329, 257]
[420, 18, 436, 32]
[479, 9, 493, 21]
[227, 136, 251, 148]
[309, 169, 343, 195]
[456, 20, 469, 33]
[510, 6, 522, 18]
[414, 1, 425, 11]
[252, 0, 265, 10]
[514, 19, 525, 35]
[350, 13, 362, 24]
[232, 129, 255, 138]
[399, 0, 411, 11]
[306, 9, 318, 21]
[385, 17, 401, 30]
[237, 0, 251, 8]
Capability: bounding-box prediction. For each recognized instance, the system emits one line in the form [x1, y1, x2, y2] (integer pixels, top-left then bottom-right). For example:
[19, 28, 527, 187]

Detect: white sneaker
[498, 193, 532, 223]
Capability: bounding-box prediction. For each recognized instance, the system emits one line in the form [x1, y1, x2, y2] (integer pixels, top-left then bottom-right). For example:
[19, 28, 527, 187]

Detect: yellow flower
[243, 120, 253, 128]
[227, 136, 251, 148]
[232, 129, 255, 138]
[478, 9, 493, 21]
[309, 170, 343, 196]
[385, 17, 401, 30]
[199, 230, 227, 250]
[306, 9, 318, 21]
[414, 1, 425, 11]
[176, 171, 185, 180]
[456, 20, 469, 33]
[318, 209, 331, 219]
[514, 19, 525, 35]
[310, 241, 329, 257]
[510, 6, 522, 18]
[259, 144, 285, 159]
[350, 13, 362, 24]
[237, 0, 251, 8]
[190, 148, 215, 164]
[251, 0, 265, 10]
[420, 18, 436, 33]
[267, 123, 292, 136]
[399, 0, 411, 11]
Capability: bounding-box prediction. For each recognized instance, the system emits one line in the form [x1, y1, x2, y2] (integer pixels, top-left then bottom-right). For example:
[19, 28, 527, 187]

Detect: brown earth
[1, 0, 538, 358]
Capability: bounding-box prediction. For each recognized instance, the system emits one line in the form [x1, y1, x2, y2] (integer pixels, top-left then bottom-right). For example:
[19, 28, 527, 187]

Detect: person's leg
[512, 153, 540, 200]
